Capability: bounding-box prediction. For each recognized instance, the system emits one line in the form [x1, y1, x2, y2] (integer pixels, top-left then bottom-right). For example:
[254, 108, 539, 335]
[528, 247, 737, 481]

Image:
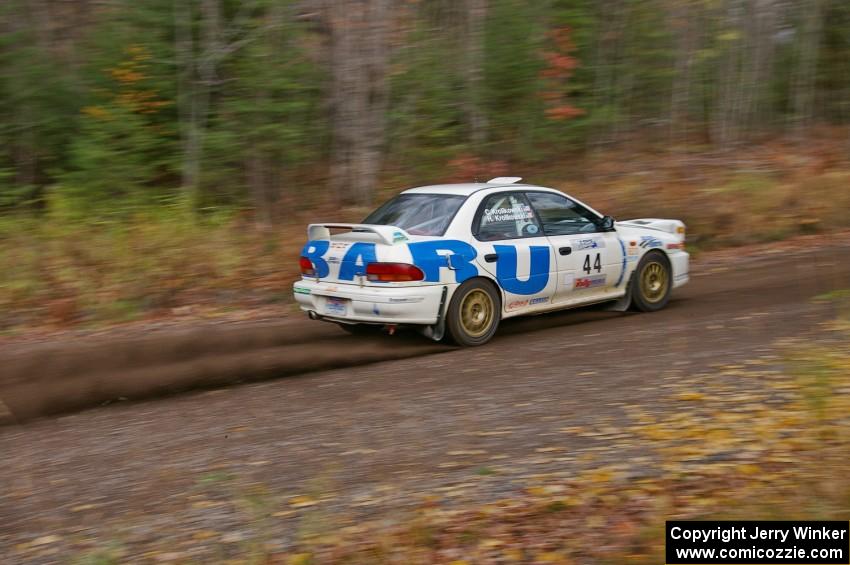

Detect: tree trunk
[791, 0, 825, 139]
[174, 0, 198, 200]
[462, 0, 488, 148]
[324, 0, 391, 207]
[174, 0, 223, 207]
[668, 0, 699, 143]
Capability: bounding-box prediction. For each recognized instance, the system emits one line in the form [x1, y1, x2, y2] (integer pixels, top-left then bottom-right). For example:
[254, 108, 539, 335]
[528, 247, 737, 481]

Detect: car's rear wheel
[631, 250, 672, 312]
[445, 279, 501, 346]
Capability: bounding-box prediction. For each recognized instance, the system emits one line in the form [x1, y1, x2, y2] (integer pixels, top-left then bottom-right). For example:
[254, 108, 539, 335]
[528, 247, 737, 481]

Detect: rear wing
[307, 223, 411, 246]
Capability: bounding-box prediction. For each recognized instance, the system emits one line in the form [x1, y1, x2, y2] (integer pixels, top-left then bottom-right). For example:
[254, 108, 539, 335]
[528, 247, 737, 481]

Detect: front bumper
[670, 250, 690, 288]
[292, 279, 448, 325]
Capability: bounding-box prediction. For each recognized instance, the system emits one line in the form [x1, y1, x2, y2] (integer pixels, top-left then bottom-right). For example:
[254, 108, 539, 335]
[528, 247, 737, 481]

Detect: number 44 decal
[582, 253, 602, 274]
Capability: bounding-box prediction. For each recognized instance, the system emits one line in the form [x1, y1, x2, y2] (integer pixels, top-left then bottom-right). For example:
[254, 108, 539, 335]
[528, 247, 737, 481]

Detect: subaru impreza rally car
[293, 177, 688, 346]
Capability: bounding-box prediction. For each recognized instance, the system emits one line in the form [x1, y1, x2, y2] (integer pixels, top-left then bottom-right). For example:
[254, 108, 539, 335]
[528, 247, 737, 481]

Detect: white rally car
[293, 177, 689, 346]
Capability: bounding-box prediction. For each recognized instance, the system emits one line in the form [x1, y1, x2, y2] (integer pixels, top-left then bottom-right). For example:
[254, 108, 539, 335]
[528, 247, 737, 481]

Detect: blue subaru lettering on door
[303, 239, 553, 293]
[493, 245, 550, 295]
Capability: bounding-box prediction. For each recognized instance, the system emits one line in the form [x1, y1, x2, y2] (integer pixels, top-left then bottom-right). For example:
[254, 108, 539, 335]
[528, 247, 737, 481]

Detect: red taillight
[299, 256, 316, 276]
[366, 262, 425, 282]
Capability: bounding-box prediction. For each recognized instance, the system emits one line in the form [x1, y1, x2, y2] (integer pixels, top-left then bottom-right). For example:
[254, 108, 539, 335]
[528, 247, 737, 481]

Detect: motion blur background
[3, 3, 850, 564]
[1, 0, 849, 330]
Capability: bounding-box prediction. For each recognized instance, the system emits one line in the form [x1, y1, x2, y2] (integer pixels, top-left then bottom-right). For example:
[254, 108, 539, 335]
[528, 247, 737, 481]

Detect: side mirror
[600, 215, 616, 231]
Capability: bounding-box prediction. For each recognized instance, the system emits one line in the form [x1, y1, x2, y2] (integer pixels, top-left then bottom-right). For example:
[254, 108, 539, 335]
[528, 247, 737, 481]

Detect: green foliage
[1, 0, 850, 222]
[387, 25, 469, 181]
[0, 1, 78, 209]
[204, 4, 325, 208]
[483, 0, 548, 159]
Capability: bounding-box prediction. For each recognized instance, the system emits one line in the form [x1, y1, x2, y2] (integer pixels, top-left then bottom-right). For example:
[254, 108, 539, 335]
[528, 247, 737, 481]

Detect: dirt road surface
[2, 238, 849, 563]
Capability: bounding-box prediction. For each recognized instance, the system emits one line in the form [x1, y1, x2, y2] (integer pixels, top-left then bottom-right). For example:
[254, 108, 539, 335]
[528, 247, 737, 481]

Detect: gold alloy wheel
[459, 288, 495, 338]
[640, 260, 669, 303]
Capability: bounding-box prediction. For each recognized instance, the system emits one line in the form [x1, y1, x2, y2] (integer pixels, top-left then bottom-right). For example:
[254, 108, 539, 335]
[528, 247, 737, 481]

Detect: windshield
[363, 194, 465, 236]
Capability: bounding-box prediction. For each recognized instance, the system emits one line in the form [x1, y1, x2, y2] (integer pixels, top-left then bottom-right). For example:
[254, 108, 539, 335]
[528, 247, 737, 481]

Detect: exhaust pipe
[307, 311, 319, 320]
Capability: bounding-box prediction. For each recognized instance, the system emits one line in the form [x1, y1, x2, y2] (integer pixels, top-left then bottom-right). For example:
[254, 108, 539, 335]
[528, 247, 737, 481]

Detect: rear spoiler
[307, 223, 411, 246]
[618, 218, 686, 240]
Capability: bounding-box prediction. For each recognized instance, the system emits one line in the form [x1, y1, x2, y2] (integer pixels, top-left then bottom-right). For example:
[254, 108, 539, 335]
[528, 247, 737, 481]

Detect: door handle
[484, 253, 498, 263]
[559, 246, 572, 256]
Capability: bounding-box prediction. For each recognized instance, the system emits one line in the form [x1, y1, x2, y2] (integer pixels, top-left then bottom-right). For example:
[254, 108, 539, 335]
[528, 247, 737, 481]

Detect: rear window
[363, 194, 465, 236]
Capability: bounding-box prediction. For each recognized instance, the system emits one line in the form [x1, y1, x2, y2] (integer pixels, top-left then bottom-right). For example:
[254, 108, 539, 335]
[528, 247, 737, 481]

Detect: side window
[475, 192, 542, 241]
[526, 192, 600, 236]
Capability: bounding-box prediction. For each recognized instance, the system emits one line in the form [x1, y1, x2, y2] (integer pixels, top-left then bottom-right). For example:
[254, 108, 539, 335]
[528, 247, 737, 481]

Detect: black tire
[630, 250, 672, 312]
[445, 278, 501, 346]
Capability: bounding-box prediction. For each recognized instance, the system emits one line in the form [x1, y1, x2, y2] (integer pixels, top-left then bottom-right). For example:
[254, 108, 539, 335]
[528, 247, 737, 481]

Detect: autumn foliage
[539, 27, 584, 121]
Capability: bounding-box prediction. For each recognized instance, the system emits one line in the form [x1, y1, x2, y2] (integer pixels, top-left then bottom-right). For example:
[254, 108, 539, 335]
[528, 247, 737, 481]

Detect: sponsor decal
[508, 300, 529, 310]
[615, 239, 627, 287]
[666, 242, 685, 250]
[300, 240, 331, 278]
[484, 204, 534, 223]
[639, 235, 664, 249]
[408, 240, 478, 284]
[574, 274, 607, 289]
[493, 244, 550, 295]
[293, 287, 311, 295]
[529, 296, 550, 305]
[330, 242, 349, 250]
[302, 239, 550, 296]
[338, 242, 377, 279]
[573, 237, 605, 251]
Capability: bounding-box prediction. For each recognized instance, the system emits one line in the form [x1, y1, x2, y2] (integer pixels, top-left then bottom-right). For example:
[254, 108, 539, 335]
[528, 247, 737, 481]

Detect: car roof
[402, 183, 556, 196]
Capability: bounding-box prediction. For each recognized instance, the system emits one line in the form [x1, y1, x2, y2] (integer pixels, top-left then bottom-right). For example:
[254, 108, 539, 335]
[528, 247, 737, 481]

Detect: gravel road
[2, 236, 849, 563]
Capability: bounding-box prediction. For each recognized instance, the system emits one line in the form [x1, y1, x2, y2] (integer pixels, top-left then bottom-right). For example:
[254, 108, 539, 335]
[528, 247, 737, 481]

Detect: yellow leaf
[288, 495, 318, 508]
[288, 553, 313, 565]
[738, 464, 761, 475]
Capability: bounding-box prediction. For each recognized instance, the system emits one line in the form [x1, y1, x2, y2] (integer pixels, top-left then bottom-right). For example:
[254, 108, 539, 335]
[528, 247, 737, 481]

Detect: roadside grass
[60, 327, 850, 564]
[274, 333, 850, 564]
[2, 142, 850, 332]
[0, 207, 307, 331]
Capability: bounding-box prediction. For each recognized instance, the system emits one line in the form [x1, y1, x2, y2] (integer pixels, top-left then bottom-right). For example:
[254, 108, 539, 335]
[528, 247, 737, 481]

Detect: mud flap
[421, 286, 448, 341]
[606, 276, 633, 312]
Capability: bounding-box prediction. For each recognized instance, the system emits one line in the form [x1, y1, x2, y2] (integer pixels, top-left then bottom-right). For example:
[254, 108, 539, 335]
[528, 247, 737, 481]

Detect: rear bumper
[292, 279, 447, 325]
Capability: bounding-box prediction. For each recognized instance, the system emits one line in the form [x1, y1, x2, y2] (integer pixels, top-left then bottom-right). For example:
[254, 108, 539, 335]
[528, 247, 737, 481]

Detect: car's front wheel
[631, 250, 672, 312]
[445, 278, 501, 346]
